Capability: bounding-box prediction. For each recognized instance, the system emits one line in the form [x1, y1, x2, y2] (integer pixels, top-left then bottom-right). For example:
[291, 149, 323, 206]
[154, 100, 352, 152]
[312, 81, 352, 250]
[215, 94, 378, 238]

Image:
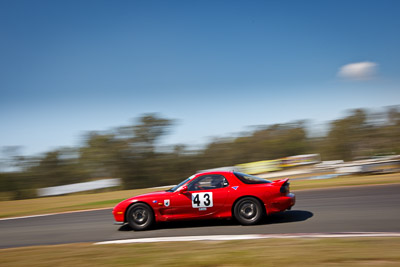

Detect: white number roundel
[192, 192, 213, 208]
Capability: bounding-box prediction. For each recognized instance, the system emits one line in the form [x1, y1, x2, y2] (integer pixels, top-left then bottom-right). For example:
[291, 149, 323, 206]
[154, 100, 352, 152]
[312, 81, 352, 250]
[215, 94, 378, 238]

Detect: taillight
[280, 182, 290, 194]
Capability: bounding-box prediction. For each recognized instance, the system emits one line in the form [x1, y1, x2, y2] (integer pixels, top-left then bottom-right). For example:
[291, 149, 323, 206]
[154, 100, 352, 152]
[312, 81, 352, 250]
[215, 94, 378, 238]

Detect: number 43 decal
[192, 192, 213, 208]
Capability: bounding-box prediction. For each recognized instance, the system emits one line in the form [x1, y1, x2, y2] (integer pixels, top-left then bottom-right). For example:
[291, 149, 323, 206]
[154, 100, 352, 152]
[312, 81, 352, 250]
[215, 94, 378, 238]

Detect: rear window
[234, 172, 271, 184]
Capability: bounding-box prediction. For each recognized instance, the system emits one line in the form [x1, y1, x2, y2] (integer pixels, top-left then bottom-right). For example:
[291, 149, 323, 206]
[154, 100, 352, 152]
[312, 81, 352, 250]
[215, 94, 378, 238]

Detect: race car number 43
[192, 192, 213, 208]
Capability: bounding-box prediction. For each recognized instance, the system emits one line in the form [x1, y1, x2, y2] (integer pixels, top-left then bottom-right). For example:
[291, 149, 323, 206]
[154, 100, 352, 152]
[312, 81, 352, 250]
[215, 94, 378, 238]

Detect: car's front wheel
[126, 203, 154, 231]
[233, 197, 263, 225]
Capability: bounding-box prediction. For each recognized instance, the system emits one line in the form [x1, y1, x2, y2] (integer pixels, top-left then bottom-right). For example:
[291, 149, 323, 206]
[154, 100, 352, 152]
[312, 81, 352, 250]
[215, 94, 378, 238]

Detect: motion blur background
[1, 0, 400, 200]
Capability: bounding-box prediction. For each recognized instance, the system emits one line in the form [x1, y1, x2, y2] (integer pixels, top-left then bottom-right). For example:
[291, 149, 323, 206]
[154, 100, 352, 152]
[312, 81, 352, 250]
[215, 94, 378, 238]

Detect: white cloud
[337, 61, 378, 80]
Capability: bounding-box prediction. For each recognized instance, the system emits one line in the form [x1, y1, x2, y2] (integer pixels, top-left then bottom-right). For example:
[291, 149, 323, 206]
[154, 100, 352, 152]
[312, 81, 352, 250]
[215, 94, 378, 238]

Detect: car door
[169, 174, 230, 220]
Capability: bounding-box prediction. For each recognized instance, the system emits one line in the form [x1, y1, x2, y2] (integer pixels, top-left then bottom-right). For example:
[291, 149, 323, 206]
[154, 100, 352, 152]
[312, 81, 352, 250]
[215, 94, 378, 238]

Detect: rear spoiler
[271, 178, 289, 186]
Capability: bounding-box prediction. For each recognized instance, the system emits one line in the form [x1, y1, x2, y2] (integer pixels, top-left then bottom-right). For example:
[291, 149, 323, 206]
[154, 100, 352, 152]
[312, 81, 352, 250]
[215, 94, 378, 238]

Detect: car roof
[195, 171, 235, 176]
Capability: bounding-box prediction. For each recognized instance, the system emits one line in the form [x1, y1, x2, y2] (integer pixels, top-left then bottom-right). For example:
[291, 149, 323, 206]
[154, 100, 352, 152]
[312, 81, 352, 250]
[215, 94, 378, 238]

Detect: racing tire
[233, 197, 263, 225]
[126, 203, 154, 231]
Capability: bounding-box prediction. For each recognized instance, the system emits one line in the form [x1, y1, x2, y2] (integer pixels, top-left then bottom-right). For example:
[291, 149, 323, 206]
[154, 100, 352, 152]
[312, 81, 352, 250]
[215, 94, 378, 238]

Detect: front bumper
[112, 208, 125, 224]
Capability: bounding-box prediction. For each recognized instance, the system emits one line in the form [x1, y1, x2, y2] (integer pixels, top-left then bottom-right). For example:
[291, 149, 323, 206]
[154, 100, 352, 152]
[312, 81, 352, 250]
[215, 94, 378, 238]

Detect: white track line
[0, 207, 111, 221]
[94, 232, 400, 245]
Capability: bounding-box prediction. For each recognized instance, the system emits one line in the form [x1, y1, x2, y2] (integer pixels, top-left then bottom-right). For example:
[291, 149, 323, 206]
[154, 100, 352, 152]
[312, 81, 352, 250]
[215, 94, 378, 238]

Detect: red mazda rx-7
[113, 171, 295, 230]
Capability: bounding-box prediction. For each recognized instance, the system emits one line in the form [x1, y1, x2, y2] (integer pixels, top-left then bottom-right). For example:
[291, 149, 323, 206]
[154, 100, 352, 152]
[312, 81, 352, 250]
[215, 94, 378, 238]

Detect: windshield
[234, 172, 271, 184]
[166, 174, 196, 192]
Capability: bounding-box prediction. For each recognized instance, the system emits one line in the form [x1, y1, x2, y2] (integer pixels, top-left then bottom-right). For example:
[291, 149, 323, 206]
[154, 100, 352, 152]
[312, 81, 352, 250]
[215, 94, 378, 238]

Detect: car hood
[125, 190, 172, 202]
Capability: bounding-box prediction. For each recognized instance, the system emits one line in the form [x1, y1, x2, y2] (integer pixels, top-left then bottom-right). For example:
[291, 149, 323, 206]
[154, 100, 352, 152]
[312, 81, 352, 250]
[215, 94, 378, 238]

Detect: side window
[188, 174, 229, 191]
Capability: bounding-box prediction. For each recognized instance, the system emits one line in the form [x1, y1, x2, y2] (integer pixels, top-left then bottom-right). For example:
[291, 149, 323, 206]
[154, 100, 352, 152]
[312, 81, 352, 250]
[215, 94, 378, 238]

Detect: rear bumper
[287, 193, 296, 208]
[266, 193, 296, 214]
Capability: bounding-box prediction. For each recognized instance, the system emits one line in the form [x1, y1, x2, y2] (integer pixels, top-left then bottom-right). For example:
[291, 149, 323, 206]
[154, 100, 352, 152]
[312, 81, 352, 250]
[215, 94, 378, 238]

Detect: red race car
[113, 171, 295, 230]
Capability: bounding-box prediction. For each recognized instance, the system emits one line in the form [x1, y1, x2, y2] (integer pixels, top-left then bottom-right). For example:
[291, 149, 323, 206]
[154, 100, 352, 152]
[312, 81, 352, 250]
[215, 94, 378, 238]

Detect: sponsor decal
[199, 207, 207, 211]
[152, 200, 157, 203]
[164, 199, 170, 207]
[232, 186, 239, 190]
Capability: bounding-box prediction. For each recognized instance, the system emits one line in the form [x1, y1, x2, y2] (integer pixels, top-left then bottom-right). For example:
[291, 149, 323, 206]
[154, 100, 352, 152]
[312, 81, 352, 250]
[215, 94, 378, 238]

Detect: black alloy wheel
[126, 203, 154, 231]
[234, 197, 263, 225]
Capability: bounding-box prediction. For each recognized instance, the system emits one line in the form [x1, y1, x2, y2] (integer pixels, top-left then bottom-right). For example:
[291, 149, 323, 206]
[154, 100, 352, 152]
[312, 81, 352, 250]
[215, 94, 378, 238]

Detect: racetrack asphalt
[1, 184, 399, 249]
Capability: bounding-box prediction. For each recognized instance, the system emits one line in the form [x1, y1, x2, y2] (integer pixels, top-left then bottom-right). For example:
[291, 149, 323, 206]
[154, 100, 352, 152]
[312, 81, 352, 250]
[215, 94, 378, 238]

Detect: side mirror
[178, 186, 188, 194]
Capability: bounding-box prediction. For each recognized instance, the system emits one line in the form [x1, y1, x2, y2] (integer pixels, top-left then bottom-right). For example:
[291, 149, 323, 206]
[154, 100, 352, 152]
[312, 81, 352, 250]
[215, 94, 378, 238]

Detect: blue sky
[1, 0, 400, 156]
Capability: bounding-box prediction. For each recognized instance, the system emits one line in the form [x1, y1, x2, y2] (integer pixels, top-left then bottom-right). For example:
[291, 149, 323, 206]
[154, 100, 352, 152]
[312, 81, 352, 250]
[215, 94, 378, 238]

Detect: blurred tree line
[1, 107, 399, 200]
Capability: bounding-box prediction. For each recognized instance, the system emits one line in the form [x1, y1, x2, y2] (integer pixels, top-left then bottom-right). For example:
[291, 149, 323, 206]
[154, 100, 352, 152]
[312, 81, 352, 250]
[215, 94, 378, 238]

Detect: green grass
[68, 199, 127, 208]
[1, 238, 400, 266]
[0, 173, 399, 219]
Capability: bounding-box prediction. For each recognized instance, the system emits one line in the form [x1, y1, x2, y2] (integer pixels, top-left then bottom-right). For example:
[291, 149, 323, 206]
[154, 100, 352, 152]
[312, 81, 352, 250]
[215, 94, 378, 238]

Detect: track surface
[1, 184, 399, 248]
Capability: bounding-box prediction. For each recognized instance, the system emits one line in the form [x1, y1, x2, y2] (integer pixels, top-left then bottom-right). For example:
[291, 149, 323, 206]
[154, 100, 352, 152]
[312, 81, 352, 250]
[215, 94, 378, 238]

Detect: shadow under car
[118, 210, 313, 231]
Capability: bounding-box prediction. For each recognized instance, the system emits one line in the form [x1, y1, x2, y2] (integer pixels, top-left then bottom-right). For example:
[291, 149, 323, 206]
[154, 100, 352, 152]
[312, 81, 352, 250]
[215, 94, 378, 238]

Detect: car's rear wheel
[126, 203, 154, 231]
[233, 197, 263, 225]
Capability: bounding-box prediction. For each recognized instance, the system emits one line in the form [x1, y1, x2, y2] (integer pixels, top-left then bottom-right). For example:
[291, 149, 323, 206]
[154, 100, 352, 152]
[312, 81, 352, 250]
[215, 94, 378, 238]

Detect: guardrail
[37, 178, 122, 197]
